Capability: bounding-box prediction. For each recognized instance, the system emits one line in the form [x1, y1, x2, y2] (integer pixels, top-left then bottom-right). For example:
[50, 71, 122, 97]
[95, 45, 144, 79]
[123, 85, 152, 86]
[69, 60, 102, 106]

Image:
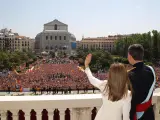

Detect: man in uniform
[127, 44, 155, 120]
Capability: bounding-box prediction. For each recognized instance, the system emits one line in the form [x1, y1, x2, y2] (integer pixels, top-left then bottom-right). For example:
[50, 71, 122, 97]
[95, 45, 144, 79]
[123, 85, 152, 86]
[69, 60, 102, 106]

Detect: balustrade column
[71, 108, 77, 120]
[154, 96, 160, 120]
[96, 106, 101, 112]
[0, 110, 7, 120]
[69, 109, 72, 120]
[85, 107, 92, 120]
[59, 108, 65, 120]
[47, 109, 53, 120]
[154, 103, 160, 120]
[36, 109, 42, 120]
[23, 109, 31, 120]
[80, 108, 89, 120]
[11, 110, 19, 120]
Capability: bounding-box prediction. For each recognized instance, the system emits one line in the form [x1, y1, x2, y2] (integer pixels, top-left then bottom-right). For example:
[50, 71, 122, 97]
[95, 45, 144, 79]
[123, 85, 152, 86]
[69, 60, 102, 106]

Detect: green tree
[0, 50, 36, 70]
[114, 30, 160, 62]
[76, 48, 113, 71]
[152, 30, 159, 59]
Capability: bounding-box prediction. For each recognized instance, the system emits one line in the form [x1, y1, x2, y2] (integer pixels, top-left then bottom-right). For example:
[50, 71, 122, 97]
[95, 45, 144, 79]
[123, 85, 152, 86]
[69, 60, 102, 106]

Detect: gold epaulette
[127, 67, 136, 72]
[77, 66, 85, 72]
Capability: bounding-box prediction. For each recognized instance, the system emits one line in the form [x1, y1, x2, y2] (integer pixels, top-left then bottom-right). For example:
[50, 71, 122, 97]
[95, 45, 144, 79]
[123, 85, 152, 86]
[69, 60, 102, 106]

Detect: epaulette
[127, 67, 136, 72]
[77, 66, 85, 72]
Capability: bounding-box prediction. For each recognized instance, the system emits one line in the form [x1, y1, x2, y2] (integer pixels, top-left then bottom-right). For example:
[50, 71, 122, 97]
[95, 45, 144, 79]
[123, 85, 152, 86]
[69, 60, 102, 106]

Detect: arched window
[54, 24, 57, 30]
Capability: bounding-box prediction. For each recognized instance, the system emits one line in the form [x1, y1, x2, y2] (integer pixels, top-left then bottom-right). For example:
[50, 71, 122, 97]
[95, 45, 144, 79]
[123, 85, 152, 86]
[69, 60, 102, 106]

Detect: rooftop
[44, 19, 67, 26]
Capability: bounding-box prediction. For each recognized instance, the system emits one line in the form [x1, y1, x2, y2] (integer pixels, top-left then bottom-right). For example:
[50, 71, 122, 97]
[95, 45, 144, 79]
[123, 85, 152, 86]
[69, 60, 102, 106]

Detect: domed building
[35, 19, 76, 55]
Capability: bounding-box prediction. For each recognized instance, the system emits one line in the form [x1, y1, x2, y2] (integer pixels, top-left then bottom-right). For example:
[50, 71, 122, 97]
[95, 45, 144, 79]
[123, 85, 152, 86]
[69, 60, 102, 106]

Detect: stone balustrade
[0, 93, 160, 120]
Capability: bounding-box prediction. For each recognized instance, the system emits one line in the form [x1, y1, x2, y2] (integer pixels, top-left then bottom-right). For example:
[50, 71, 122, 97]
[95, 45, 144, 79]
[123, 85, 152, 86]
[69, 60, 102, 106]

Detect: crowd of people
[0, 57, 160, 94]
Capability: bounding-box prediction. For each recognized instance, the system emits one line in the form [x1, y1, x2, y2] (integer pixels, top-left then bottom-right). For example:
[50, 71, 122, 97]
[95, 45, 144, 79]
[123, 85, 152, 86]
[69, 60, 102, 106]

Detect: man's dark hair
[128, 44, 144, 61]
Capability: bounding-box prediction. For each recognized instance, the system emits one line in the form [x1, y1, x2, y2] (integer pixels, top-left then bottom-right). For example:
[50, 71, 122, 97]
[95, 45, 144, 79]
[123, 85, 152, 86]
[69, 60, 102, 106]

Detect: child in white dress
[83, 54, 132, 120]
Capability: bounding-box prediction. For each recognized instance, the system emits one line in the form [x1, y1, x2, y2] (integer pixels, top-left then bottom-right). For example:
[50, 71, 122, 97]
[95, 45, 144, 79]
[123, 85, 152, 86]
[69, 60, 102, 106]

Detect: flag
[20, 87, 23, 92]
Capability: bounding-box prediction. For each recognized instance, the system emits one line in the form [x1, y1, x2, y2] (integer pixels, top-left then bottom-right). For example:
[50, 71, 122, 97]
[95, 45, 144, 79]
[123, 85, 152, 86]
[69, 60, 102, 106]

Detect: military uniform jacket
[128, 62, 155, 120]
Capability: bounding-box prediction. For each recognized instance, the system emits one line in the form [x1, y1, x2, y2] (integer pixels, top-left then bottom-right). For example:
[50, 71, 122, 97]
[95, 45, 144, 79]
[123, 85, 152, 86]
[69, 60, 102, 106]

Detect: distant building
[35, 19, 76, 55]
[0, 28, 34, 52]
[77, 35, 121, 52]
[76, 35, 130, 52]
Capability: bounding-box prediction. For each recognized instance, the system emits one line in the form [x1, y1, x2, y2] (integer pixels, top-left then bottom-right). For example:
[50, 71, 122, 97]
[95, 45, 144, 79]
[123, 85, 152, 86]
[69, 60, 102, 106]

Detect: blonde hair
[103, 63, 132, 101]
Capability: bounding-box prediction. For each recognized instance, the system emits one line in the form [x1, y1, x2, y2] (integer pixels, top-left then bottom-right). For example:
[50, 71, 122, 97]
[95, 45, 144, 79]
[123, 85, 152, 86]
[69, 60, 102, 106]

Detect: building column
[47, 109, 53, 120]
[59, 108, 65, 120]
[23, 109, 31, 120]
[0, 110, 7, 120]
[36, 109, 42, 120]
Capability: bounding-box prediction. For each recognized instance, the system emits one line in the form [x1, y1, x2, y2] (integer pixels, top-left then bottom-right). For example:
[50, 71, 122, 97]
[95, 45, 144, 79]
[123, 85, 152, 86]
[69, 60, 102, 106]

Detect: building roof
[83, 37, 117, 40]
[80, 37, 116, 43]
[43, 30, 68, 33]
[15, 36, 25, 39]
[80, 40, 115, 43]
[14, 33, 19, 36]
[44, 19, 67, 26]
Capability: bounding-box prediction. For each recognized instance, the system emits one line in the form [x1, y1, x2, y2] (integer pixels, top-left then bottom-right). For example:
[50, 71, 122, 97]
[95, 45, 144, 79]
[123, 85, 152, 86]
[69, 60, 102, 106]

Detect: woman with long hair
[84, 54, 132, 120]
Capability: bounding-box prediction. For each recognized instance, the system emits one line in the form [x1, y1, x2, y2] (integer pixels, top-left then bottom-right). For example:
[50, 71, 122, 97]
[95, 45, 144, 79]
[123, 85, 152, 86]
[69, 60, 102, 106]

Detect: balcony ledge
[0, 92, 160, 110]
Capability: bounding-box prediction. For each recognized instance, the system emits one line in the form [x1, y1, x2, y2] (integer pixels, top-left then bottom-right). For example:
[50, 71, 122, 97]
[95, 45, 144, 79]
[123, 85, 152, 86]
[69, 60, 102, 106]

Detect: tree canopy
[76, 48, 113, 72]
[114, 30, 160, 62]
[0, 50, 36, 70]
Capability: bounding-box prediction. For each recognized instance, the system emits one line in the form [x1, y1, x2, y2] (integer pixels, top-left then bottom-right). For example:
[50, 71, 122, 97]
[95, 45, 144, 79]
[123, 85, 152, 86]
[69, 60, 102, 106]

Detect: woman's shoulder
[121, 90, 132, 102]
[124, 90, 132, 101]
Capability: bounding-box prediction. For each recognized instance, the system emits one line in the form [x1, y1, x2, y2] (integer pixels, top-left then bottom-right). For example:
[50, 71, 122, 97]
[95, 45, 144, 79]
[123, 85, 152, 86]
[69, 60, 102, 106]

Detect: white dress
[85, 67, 131, 120]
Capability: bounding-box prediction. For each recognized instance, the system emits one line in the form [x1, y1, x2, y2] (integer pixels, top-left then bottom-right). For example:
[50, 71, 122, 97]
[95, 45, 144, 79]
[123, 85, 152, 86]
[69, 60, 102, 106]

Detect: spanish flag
[16, 79, 20, 84]
[20, 87, 23, 92]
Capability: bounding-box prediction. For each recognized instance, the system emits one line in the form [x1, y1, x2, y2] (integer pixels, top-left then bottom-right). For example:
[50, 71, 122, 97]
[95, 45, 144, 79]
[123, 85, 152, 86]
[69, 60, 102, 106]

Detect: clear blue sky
[0, 0, 159, 40]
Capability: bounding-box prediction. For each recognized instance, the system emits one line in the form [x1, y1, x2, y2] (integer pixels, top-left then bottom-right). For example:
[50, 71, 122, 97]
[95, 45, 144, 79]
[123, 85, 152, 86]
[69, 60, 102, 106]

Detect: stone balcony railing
[0, 92, 160, 120]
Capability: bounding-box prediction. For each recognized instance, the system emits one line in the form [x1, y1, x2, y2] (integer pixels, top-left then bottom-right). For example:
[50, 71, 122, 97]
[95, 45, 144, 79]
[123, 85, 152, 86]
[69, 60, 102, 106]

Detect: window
[55, 36, 57, 40]
[50, 36, 52, 40]
[64, 36, 66, 40]
[59, 36, 61, 40]
[46, 36, 48, 40]
[46, 46, 49, 49]
[54, 24, 57, 30]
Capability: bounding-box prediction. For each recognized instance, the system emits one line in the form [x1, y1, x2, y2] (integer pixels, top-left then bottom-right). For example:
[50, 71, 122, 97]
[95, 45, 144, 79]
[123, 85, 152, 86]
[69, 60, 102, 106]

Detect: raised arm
[84, 54, 107, 90]
[85, 67, 105, 89]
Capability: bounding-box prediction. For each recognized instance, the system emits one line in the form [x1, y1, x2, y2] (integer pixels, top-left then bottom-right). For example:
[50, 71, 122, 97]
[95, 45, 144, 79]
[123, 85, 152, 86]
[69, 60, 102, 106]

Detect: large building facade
[0, 28, 34, 52]
[35, 19, 76, 55]
[77, 35, 121, 52]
